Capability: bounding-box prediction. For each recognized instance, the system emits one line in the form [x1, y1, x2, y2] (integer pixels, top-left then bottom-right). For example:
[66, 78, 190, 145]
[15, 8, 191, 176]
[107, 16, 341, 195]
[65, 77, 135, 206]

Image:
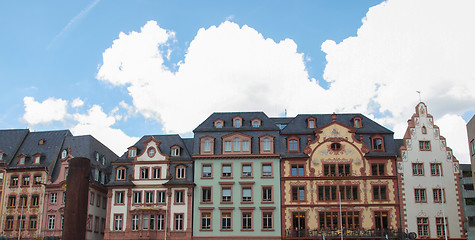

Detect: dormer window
[422, 126, 427, 134]
[95, 152, 99, 162]
[128, 148, 137, 158]
[116, 168, 126, 180]
[287, 136, 299, 152]
[222, 133, 251, 154]
[147, 147, 156, 158]
[0, 152, 4, 160]
[214, 120, 224, 128]
[62, 150, 67, 159]
[353, 117, 363, 128]
[252, 119, 261, 128]
[176, 166, 186, 179]
[307, 117, 316, 128]
[102, 156, 106, 165]
[18, 155, 25, 165]
[33, 155, 40, 164]
[260, 135, 274, 154]
[233, 116, 243, 128]
[201, 137, 214, 155]
[38, 139, 45, 145]
[372, 135, 385, 152]
[171, 146, 180, 156]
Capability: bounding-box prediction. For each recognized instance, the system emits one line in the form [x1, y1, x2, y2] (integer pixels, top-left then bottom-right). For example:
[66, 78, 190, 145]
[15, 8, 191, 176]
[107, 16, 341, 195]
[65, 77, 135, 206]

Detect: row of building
[0, 102, 471, 240]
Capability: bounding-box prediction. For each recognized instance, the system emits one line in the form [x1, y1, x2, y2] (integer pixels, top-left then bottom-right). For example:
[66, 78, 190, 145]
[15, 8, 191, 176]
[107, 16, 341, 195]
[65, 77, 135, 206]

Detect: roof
[194, 112, 281, 132]
[0, 129, 29, 165]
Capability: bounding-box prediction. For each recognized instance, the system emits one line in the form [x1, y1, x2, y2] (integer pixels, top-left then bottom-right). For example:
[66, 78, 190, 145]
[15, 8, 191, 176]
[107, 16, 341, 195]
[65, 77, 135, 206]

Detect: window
[171, 147, 180, 156]
[31, 195, 39, 207]
[34, 175, 42, 185]
[176, 166, 186, 179]
[157, 214, 164, 230]
[202, 187, 212, 203]
[149, 215, 155, 230]
[263, 138, 271, 152]
[263, 212, 273, 230]
[252, 120, 260, 128]
[18, 156, 25, 165]
[242, 212, 252, 230]
[373, 185, 387, 200]
[202, 164, 212, 178]
[133, 191, 142, 204]
[147, 147, 156, 157]
[20, 195, 27, 207]
[175, 190, 184, 204]
[291, 164, 304, 176]
[353, 117, 362, 128]
[22, 175, 30, 186]
[242, 140, 249, 151]
[222, 164, 232, 177]
[63, 192, 66, 203]
[339, 185, 359, 201]
[224, 141, 231, 152]
[201, 212, 211, 230]
[215, 121, 223, 128]
[288, 138, 299, 152]
[431, 163, 442, 176]
[262, 163, 272, 177]
[318, 186, 337, 201]
[221, 212, 232, 230]
[175, 214, 183, 230]
[116, 168, 125, 180]
[132, 215, 139, 231]
[433, 188, 444, 203]
[203, 139, 212, 153]
[114, 215, 123, 231]
[128, 148, 136, 158]
[233, 138, 241, 151]
[234, 118, 241, 128]
[90, 192, 94, 205]
[30, 215, 38, 229]
[412, 163, 424, 176]
[419, 141, 431, 151]
[415, 188, 426, 202]
[464, 184, 474, 190]
[222, 187, 232, 203]
[33, 156, 40, 164]
[11, 176, 18, 187]
[371, 164, 385, 176]
[436, 218, 447, 237]
[152, 167, 161, 179]
[18, 216, 25, 230]
[8, 195, 15, 207]
[242, 187, 252, 202]
[372, 137, 384, 151]
[6, 216, 13, 230]
[422, 126, 427, 134]
[323, 164, 336, 176]
[157, 191, 165, 204]
[292, 186, 305, 201]
[145, 191, 154, 204]
[331, 143, 341, 151]
[48, 215, 55, 230]
[242, 164, 252, 177]
[102, 196, 107, 209]
[141, 167, 149, 179]
[50, 193, 57, 204]
[262, 187, 272, 202]
[115, 192, 124, 204]
[308, 118, 316, 128]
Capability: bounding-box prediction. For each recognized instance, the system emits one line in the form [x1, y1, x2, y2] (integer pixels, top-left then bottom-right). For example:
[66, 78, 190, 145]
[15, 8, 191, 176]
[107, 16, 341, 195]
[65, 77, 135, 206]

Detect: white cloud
[71, 98, 84, 108]
[23, 97, 68, 125]
[435, 114, 470, 163]
[97, 0, 475, 162]
[71, 105, 139, 155]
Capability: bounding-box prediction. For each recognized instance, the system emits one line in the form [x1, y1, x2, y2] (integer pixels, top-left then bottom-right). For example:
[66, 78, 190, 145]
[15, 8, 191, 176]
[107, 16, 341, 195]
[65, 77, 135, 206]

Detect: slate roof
[7, 130, 72, 173]
[394, 139, 404, 157]
[49, 135, 118, 183]
[0, 129, 29, 165]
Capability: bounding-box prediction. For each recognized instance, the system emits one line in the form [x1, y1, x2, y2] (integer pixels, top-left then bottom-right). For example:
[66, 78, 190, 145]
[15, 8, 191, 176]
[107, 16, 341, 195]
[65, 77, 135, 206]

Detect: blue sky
[1, 0, 474, 162]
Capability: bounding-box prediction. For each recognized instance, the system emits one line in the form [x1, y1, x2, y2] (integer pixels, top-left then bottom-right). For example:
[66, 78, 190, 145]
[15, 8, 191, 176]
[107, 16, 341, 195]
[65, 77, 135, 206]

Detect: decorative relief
[434, 129, 439, 138]
[419, 105, 426, 115]
[402, 151, 407, 161]
[454, 162, 460, 174]
[410, 128, 415, 137]
[428, 118, 433, 127]
[440, 140, 446, 150]
[415, 117, 420, 126]
[406, 140, 412, 150]
[397, 162, 403, 172]
[447, 151, 452, 161]
[417, 210, 427, 217]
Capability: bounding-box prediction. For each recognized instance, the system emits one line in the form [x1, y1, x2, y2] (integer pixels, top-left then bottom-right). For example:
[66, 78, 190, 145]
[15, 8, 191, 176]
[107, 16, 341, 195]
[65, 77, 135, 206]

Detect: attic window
[38, 139, 45, 145]
[215, 120, 224, 128]
[171, 146, 180, 157]
[128, 148, 137, 158]
[252, 119, 261, 128]
[102, 156, 106, 165]
[307, 117, 316, 128]
[331, 143, 341, 151]
[422, 126, 427, 134]
[234, 119, 241, 128]
[18, 156, 25, 165]
[147, 147, 156, 158]
[353, 117, 363, 128]
[33, 156, 40, 164]
[95, 152, 99, 162]
[62, 150, 67, 159]
[0, 152, 3, 160]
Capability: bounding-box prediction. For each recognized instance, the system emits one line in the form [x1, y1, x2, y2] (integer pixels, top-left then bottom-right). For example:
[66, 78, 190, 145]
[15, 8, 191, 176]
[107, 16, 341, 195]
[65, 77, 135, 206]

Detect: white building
[397, 102, 465, 239]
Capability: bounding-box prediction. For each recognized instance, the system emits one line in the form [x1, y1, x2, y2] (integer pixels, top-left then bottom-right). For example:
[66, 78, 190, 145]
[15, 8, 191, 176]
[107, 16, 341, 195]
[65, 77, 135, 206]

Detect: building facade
[192, 112, 282, 240]
[104, 135, 194, 240]
[41, 135, 117, 240]
[460, 164, 475, 236]
[468, 115, 475, 195]
[281, 113, 401, 239]
[398, 102, 465, 239]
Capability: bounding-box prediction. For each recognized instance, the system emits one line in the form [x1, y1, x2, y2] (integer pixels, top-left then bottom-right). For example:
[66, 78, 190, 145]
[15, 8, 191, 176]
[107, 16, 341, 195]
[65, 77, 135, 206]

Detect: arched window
[263, 138, 271, 151]
[234, 119, 241, 128]
[288, 137, 299, 152]
[422, 126, 427, 134]
[204, 139, 211, 152]
[372, 136, 385, 151]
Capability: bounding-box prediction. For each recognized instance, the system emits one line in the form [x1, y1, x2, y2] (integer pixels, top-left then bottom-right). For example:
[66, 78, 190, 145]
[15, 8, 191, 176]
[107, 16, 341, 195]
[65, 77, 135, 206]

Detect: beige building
[398, 102, 465, 239]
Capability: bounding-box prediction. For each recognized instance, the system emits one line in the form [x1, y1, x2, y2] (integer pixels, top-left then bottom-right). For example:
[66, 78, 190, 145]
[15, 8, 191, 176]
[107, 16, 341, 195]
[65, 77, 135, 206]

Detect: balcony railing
[284, 228, 404, 239]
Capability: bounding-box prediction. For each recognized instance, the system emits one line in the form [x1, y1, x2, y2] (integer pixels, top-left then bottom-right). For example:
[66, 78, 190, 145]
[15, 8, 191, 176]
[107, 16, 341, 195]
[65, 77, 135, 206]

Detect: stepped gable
[0, 129, 29, 164]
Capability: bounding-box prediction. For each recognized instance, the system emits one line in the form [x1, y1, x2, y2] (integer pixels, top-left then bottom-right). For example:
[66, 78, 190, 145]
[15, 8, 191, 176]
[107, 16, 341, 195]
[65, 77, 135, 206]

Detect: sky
[1, 0, 474, 163]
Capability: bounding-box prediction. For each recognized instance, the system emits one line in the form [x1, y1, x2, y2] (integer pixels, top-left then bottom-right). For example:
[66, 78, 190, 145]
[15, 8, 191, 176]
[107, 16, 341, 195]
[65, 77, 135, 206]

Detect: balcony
[284, 228, 404, 239]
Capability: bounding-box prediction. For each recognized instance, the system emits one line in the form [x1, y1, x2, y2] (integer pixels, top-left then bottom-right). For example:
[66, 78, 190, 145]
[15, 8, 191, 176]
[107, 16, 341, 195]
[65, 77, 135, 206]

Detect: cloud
[23, 97, 68, 125]
[97, 20, 326, 134]
[70, 105, 139, 155]
[71, 98, 84, 108]
[97, 0, 475, 162]
[435, 114, 470, 163]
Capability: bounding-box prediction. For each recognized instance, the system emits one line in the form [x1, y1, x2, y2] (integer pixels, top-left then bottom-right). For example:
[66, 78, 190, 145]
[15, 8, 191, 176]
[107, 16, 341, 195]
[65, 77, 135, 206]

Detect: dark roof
[50, 135, 118, 183]
[125, 134, 193, 161]
[394, 139, 404, 157]
[0, 129, 29, 164]
[194, 112, 280, 132]
[7, 130, 72, 172]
